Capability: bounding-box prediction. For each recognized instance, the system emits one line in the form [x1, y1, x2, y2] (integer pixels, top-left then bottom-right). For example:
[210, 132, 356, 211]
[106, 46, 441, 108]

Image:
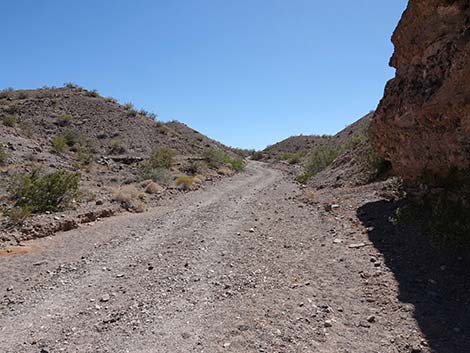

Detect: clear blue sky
[1, 0, 407, 150]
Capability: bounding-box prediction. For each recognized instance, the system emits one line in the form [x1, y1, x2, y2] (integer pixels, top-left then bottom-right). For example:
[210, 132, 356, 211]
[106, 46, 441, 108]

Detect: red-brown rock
[370, 0, 470, 185]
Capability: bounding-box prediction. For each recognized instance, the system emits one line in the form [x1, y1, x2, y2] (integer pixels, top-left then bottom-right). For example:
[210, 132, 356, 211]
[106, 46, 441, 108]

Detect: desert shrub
[279, 152, 302, 164]
[2, 115, 17, 127]
[295, 172, 312, 184]
[305, 144, 340, 176]
[203, 148, 227, 168]
[4, 206, 31, 223]
[85, 89, 99, 97]
[391, 195, 470, 248]
[105, 96, 117, 103]
[0, 88, 14, 99]
[175, 175, 194, 188]
[0, 144, 8, 165]
[127, 109, 138, 117]
[143, 181, 163, 194]
[287, 153, 302, 165]
[148, 148, 176, 169]
[64, 82, 80, 89]
[203, 148, 245, 172]
[73, 146, 93, 169]
[140, 110, 157, 120]
[8, 169, 80, 213]
[109, 139, 126, 154]
[124, 102, 134, 110]
[226, 156, 245, 172]
[17, 91, 28, 99]
[343, 131, 368, 150]
[113, 185, 146, 212]
[18, 122, 33, 138]
[62, 130, 83, 150]
[51, 134, 68, 153]
[251, 151, 264, 161]
[183, 159, 206, 175]
[56, 114, 73, 126]
[139, 165, 172, 185]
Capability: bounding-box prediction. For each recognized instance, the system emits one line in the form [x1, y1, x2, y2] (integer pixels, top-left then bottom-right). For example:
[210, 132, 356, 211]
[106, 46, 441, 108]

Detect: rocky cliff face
[370, 0, 470, 185]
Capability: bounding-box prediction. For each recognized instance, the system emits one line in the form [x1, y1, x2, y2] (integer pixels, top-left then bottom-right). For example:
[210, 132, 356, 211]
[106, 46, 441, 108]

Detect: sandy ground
[1, 162, 468, 353]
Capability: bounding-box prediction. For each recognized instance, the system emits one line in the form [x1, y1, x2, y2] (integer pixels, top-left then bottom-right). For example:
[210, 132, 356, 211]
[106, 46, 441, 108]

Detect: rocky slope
[370, 0, 470, 186]
[0, 86, 240, 243]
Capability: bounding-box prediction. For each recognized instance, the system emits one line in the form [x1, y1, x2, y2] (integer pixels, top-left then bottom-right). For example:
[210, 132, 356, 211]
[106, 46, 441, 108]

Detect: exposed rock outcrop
[370, 0, 470, 185]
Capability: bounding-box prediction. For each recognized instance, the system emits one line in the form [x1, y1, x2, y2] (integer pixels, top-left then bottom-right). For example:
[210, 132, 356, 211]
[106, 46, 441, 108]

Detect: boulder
[370, 0, 470, 186]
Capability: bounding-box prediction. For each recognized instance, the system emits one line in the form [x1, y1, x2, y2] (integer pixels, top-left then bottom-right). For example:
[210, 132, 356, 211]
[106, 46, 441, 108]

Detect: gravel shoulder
[1, 162, 465, 353]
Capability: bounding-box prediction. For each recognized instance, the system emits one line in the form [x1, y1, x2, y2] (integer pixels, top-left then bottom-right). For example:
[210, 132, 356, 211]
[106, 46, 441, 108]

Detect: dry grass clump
[217, 166, 235, 177]
[113, 185, 146, 212]
[175, 175, 195, 190]
[142, 180, 164, 194]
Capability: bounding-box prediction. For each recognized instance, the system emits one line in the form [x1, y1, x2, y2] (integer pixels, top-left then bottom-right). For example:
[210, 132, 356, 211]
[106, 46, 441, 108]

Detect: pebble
[367, 315, 376, 323]
[349, 243, 367, 249]
[249, 228, 255, 233]
[324, 320, 333, 327]
[100, 294, 110, 302]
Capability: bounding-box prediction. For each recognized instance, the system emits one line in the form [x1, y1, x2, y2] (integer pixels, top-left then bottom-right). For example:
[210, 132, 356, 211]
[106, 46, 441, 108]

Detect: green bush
[124, 102, 134, 110]
[51, 134, 68, 153]
[109, 139, 126, 154]
[139, 165, 172, 185]
[8, 169, 80, 213]
[295, 172, 312, 184]
[73, 146, 93, 169]
[4, 206, 31, 223]
[288, 153, 302, 165]
[183, 159, 206, 175]
[127, 109, 138, 117]
[56, 114, 73, 126]
[305, 144, 340, 176]
[148, 148, 176, 169]
[85, 89, 99, 97]
[2, 115, 17, 127]
[203, 148, 227, 168]
[226, 156, 245, 172]
[18, 122, 33, 138]
[203, 148, 245, 172]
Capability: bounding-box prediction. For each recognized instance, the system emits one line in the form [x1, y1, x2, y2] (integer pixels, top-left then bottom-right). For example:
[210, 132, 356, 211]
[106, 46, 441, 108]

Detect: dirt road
[0, 162, 457, 352]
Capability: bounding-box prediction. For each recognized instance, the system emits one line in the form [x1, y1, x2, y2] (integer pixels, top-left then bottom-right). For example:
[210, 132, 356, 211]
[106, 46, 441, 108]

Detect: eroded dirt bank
[1, 162, 468, 353]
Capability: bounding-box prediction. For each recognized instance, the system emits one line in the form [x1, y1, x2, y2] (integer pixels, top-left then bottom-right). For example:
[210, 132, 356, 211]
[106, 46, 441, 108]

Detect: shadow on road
[357, 200, 470, 353]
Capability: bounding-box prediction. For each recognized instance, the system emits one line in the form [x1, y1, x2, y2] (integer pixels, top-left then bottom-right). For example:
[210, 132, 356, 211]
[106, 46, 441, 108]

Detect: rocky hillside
[264, 135, 330, 157]
[0, 85, 242, 243]
[0, 86, 229, 159]
[370, 0, 470, 186]
[265, 112, 385, 187]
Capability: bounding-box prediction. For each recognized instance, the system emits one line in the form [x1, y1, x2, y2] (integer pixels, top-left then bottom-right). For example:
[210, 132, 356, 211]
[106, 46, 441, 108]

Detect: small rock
[367, 315, 376, 323]
[249, 228, 255, 233]
[349, 243, 367, 249]
[331, 204, 340, 209]
[96, 200, 104, 206]
[223, 342, 231, 348]
[324, 320, 333, 327]
[333, 239, 343, 244]
[100, 294, 110, 302]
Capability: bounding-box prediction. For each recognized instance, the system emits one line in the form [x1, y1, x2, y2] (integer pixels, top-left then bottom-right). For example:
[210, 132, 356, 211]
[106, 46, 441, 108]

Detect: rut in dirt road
[1, 162, 434, 353]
